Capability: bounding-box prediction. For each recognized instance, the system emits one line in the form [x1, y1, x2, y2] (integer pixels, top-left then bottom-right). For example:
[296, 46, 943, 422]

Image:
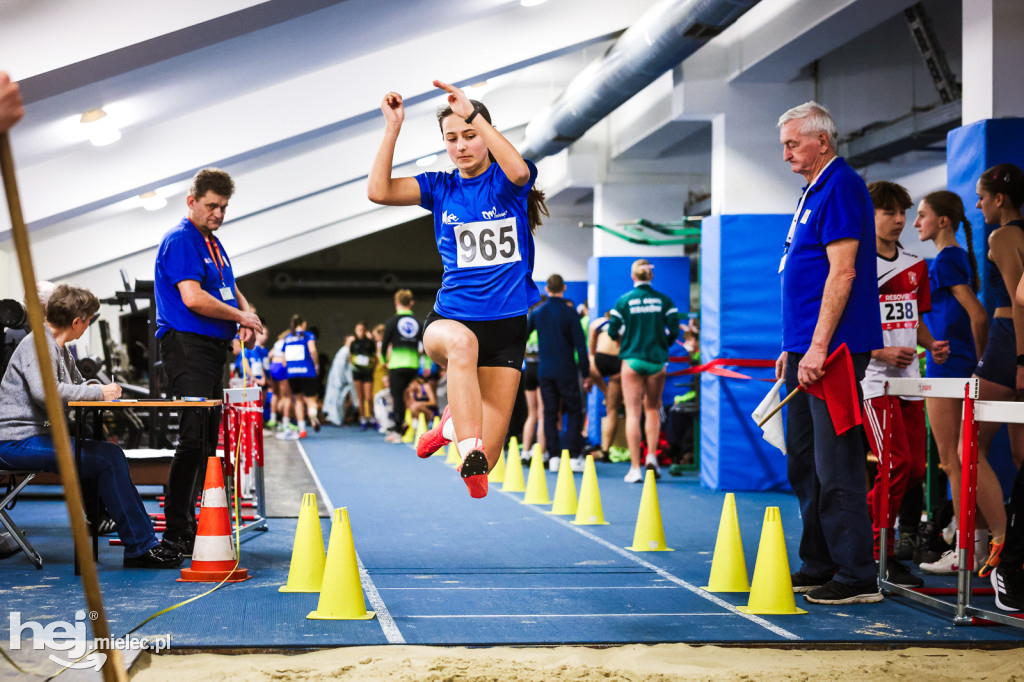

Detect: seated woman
[405, 375, 437, 426]
[0, 285, 182, 568]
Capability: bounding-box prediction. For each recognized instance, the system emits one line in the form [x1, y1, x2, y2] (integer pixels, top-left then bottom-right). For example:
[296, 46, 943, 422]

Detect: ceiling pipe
[519, 0, 761, 162]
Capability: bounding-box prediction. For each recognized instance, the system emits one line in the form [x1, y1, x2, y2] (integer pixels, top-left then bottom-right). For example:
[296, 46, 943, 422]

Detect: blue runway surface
[2, 425, 1023, 650]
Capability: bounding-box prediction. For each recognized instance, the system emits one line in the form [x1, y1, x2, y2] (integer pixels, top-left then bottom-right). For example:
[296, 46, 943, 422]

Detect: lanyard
[779, 155, 838, 273]
[205, 237, 226, 284]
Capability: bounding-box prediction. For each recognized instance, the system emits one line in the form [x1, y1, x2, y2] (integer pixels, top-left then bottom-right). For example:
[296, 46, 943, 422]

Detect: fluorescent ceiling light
[416, 154, 438, 167]
[80, 108, 121, 146]
[521, 0, 547, 6]
[139, 191, 166, 211]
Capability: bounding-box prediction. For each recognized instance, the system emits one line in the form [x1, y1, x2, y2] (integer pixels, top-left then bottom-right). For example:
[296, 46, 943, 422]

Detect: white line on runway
[298, 441, 405, 644]
[405, 613, 733, 619]
[500, 489, 802, 641]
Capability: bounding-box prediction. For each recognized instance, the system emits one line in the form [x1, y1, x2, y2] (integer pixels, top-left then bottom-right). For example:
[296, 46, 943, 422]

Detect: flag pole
[1, 131, 126, 682]
[756, 386, 804, 428]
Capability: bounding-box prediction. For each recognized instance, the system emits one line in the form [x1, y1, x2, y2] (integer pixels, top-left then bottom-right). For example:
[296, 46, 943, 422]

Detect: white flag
[751, 378, 787, 455]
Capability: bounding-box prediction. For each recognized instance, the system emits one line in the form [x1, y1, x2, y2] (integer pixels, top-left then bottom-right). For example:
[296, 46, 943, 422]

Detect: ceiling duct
[520, 0, 762, 161]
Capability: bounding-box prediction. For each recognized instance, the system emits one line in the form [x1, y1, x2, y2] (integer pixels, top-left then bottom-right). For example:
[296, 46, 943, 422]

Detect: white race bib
[879, 293, 918, 330]
[353, 354, 370, 367]
[284, 344, 306, 362]
[454, 217, 520, 268]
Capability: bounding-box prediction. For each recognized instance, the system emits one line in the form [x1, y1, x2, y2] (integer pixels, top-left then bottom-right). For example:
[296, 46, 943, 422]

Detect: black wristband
[464, 102, 483, 125]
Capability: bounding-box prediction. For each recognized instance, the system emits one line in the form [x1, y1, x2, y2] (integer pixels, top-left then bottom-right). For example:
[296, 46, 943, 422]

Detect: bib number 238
[455, 218, 520, 268]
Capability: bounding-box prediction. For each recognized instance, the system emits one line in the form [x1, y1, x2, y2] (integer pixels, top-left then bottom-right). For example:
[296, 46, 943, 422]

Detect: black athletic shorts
[352, 370, 374, 383]
[423, 311, 527, 369]
[288, 375, 318, 396]
[523, 359, 539, 390]
[594, 352, 621, 378]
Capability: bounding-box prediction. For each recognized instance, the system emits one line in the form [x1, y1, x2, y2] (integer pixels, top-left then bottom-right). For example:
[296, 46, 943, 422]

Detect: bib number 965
[455, 218, 520, 268]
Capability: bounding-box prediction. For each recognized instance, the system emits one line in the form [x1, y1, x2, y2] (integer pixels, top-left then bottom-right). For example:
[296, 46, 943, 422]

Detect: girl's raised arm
[367, 91, 422, 206]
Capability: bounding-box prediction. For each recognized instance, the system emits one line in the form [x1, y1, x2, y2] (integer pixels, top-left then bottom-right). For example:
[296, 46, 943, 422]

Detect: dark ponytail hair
[923, 190, 979, 293]
[978, 163, 1024, 210]
[289, 314, 304, 334]
[437, 100, 549, 233]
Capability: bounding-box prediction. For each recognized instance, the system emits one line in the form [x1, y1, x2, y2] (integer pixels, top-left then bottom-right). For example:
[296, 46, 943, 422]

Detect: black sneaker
[161, 535, 194, 558]
[880, 557, 924, 588]
[124, 544, 184, 569]
[791, 570, 833, 593]
[804, 579, 883, 605]
[991, 565, 1024, 612]
[893, 531, 918, 561]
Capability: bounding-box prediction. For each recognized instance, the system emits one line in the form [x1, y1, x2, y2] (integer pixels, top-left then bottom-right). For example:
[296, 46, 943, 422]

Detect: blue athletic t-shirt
[780, 157, 882, 354]
[925, 246, 978, 378]
[234, 345, 268, 379]
[155, 217, 239, 340]
[416, 160, 541, 320]
[282, 331, 317, 378]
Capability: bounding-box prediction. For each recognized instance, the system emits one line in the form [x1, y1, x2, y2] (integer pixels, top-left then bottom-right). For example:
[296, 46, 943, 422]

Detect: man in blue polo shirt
[775, 102, 883, 606]
[528, 274, 591, 472]
[154, 168, 262, 556]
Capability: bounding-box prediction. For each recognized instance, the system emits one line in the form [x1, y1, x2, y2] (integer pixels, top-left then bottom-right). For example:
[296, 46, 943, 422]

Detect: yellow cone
[502, 441, 526, 492]
[401, 409, 414, 443]
[433, 416, 440, 429]
[548, 450, 578, 515]
[307, 508, 376, 620]
[521, 448, 551, 505]
[507, 436, 521, 463]
[626, 469, 674, 551]
[413, 413, 428, 444]
[429, 416, 445, 456]
[279, 493, 327, 593]
[572, 455, 608, 525]
[488, 447, 506, 483]
[738, 507, 806, 615]
[702, 493, 749, 592]
[445, 440, 461, 467]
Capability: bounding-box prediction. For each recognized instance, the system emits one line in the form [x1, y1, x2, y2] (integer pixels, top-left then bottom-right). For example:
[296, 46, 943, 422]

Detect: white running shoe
[570, 457, 586, 473]
[275, 430, 299, 441]
[548, 457, 560, 473]
[644, 456, 661, 480]
[919, 548, 985, 575]
[623, 467, 643, 483]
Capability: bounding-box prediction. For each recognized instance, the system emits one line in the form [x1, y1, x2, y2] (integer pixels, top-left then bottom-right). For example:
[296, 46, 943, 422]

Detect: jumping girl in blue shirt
[368, 80, 547, 498]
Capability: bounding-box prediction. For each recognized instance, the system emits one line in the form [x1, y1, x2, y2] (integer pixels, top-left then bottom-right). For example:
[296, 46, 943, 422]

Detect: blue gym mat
[1, 426, 1022, 650]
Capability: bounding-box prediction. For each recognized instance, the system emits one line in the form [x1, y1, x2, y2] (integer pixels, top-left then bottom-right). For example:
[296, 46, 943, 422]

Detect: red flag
[803, 343, 862, 435]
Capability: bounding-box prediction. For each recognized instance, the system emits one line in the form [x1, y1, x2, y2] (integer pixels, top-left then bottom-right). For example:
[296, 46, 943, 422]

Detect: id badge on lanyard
[779, 157, 836, 274]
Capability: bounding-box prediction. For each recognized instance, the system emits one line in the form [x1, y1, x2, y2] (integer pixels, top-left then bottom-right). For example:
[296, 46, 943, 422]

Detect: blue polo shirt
[155, 217, 239, 340]
[780, 157, 882, 354]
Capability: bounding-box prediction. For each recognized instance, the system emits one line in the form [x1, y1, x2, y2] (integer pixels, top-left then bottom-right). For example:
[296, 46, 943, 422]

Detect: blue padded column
[700, 215, 789, 491]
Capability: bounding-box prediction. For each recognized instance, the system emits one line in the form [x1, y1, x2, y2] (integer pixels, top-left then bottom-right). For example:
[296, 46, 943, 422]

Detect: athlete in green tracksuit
[606, 259, 680, 482]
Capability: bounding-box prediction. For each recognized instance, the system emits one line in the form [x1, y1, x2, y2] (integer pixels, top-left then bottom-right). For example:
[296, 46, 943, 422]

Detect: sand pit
[130, 643, 1023, 681]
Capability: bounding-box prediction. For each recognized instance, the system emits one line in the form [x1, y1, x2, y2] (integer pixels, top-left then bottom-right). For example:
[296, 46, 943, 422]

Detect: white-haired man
[775, 101, 883, 605]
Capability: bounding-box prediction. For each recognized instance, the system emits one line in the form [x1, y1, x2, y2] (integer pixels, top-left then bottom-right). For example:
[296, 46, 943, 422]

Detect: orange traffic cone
[178, 456, 250, 583]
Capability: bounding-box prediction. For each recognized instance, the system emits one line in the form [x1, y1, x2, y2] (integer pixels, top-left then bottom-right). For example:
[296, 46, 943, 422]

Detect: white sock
[283, 417, 292, 427]
[298, 420, 306, 431]
[458, 437, 482, 460]
[442, 415, 456, 441]
[309, 407, 319, 420]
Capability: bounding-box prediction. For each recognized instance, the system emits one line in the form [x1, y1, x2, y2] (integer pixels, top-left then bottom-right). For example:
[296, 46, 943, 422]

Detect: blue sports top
[924, 246, 977, 378]
[780, 157, 882, 354]
[282, 331, 317, 378]
[155, 217, 239, 340]
[416, 160, 541, 320]
[234, 345, 268, 378]
[985, 219, 1024, 309]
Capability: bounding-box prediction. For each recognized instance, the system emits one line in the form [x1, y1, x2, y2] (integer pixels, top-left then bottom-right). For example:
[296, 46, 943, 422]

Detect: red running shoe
[457, 449, 489, 498]
[416, 405, 451, 458]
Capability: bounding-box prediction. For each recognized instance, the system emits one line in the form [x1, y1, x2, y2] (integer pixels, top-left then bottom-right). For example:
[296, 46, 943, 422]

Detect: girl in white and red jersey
[861, 182, 950, 586]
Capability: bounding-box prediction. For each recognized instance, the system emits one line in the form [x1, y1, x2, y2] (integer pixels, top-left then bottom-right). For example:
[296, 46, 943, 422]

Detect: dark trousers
[785, 351, 876, 585]
[0, 436, 159, 557]
[159, 330, 226, 540]
[540, 375, 583, 459]
[389, 367, 419, 434]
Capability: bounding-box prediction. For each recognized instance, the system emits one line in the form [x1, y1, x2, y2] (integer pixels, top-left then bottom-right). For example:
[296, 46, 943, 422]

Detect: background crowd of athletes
[233, 288, 701, 474]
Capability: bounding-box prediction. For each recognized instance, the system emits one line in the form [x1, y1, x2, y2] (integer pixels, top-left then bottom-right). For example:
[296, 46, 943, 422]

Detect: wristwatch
[464, 101, 484, 125]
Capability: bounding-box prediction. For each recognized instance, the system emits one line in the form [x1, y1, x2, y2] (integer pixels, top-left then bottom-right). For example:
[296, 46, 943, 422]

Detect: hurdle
[222, 386, 269, 538]
[880, 377, 1022, 628]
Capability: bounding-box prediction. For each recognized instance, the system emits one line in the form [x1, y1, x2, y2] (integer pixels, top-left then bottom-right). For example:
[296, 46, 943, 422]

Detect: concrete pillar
[962, 0, 1024, 124]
